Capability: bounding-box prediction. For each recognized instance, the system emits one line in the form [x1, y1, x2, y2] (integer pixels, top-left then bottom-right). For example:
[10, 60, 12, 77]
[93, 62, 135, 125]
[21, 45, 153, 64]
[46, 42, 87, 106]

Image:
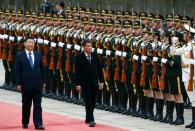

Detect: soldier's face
[141, 18, 148, 25]
[148, 19, 154, 27]
[142, 33, 149, 41]
[175, 21, 181, 29]
[134, 28, 141, 36]
[39, 18, 44, 25]
[46, 19, 52, 26]
[167, 20, 174, 28]
[98, 25, 104, 32]
[80, 13, 85, 18]
[124, 27, 131, 35]
[83, 42, 92, 54]
[74, 21, 81, 29]
[67, 21, 74, 28]
[53, 20, 59, 27]
[24, 39, 35, 52]
[61, 20, 65, 26]
[90, 24, 96, 31]
[26, 17, 32, 23]
[114, 26, 121, 34]
[106, 25, 113, 33]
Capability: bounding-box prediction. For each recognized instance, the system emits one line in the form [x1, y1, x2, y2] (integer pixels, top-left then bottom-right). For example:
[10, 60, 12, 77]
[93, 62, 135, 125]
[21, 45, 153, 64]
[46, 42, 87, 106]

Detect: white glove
[4, 34, 8, 39]
[115, 38, 119, 44]
[0, 34, 3, 40]
[133, 41, 137, 46]
[97, 48, 103, 54]
[122, 52, 127, 57]
[99, 83, 104, 90]
[96, 35, 100, 41]
[105, 37, 110, 43]
[88, 34, 92, 40]
[161, 58, 167, 64]
[80, 34, 84, 39]
[66, 31, 70, 37]
[171, 36, 179, 44]
[51, 42, 56, 47]
[115, 50, 122, 56]
[36, 28, 40, 33]
[141, 55, 147, 61]
[9, 36, 14, 41]
[133, 55, 139, 60]
[67, 44, 72, 49]
[44, 40, 49, 45]
[189, 59, 194, 65]
[17, 36, 22, 41]
[38, 38, 43, 44]
[58, 42, 64, 47]
[106, 50, 111, 56]
[185, 42, 192, 51]
[152, 42, 156, 49]
[22, 25, 26, 30]
[74, 44, 81, 51]
[141, 42, 145, 47]
[31, 26, 35, 32]
[121, 39, 126, 45]
[153, 57, 158, 62]
[74, 32, 78, 38]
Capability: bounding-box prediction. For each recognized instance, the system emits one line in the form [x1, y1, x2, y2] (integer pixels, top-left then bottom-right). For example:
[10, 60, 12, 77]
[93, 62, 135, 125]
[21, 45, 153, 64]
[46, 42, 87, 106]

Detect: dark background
[0, 0, 195, 17]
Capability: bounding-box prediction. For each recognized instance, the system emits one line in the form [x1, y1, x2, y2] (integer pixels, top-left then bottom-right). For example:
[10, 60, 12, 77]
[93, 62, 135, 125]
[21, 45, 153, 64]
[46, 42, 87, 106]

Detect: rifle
[121, 39, 127, 82]
[140, 42, 146, 87]
[159, 45, 166, 90]
[65, 29, 72, 73]
[151, 43, 158, 88]
[105, 38, 111, 81]
[188, 22, 194, 91]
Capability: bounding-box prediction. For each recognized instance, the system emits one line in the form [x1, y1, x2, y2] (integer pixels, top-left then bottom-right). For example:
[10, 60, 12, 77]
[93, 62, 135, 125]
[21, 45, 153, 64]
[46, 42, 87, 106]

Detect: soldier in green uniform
[161, 31, 185, 125]
[95, 18, 106, 110]
[120, 19, 135, 115]
[5, 9, 17, 90]
[1, 9, 11, 89]
[64, 14, 74, 102]
[131, 21, 146, 117]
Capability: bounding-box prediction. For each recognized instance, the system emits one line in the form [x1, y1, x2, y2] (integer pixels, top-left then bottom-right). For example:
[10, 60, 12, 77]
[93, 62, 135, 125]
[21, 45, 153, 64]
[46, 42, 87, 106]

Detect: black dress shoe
[35, 126, 45, 130]
[89, 122, 96, 127]
[22, 124, 28, 129]
[85, 120, 90, 124]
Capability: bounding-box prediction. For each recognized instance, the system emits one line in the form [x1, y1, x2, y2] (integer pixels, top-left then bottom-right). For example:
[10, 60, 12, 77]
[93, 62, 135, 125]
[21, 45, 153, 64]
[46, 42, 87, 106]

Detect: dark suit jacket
[14, 50, 46, 91]
[75, 52, 104, 89]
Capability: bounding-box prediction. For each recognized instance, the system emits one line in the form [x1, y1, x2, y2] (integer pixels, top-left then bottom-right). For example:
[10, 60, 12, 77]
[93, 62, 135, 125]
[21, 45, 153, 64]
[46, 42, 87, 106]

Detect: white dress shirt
[25, 50, 35, 65]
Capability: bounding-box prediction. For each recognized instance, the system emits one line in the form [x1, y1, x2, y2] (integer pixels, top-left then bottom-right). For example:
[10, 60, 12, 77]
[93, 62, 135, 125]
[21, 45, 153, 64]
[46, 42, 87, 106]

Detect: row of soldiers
[0, 6, 195, 128]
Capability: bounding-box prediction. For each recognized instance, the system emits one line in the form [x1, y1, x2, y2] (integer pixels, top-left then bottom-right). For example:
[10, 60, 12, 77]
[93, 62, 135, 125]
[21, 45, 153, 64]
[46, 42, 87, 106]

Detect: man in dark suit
[14, 37, 46, 130]
[75, 39, 104, 127]
[55, 1, 65, 16]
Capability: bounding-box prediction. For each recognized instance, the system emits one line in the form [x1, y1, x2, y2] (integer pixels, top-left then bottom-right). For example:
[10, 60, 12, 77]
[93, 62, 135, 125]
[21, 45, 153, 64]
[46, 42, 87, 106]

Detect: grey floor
[0, 61, 193, 131]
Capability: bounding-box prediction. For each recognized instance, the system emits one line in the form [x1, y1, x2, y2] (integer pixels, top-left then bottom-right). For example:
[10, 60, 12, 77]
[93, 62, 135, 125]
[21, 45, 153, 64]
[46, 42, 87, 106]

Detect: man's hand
[99, 83, 104, 90]
[43, 83, 46, 88]
[76, 85, 81, 92]
[16, 85, 22, 92]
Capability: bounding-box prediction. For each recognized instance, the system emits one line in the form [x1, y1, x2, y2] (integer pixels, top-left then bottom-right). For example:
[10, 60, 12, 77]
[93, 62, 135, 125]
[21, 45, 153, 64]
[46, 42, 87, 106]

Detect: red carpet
[0, 102, 128, 131]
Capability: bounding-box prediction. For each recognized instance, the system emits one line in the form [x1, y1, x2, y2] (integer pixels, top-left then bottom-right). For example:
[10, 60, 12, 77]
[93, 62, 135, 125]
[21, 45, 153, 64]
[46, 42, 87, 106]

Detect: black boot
[171, 103, 184, 125]
[1, 71, 10, 89]
[153, 99, 164, 121]
[163, 101, 174, 123]
[160, 101, 169, 122]
[140, 96, 147, 118]
[145, 97, 154, 120]
[186, 107, 195, 128]
[132, 95, 142, 117]
[130, 95, 137, 115]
